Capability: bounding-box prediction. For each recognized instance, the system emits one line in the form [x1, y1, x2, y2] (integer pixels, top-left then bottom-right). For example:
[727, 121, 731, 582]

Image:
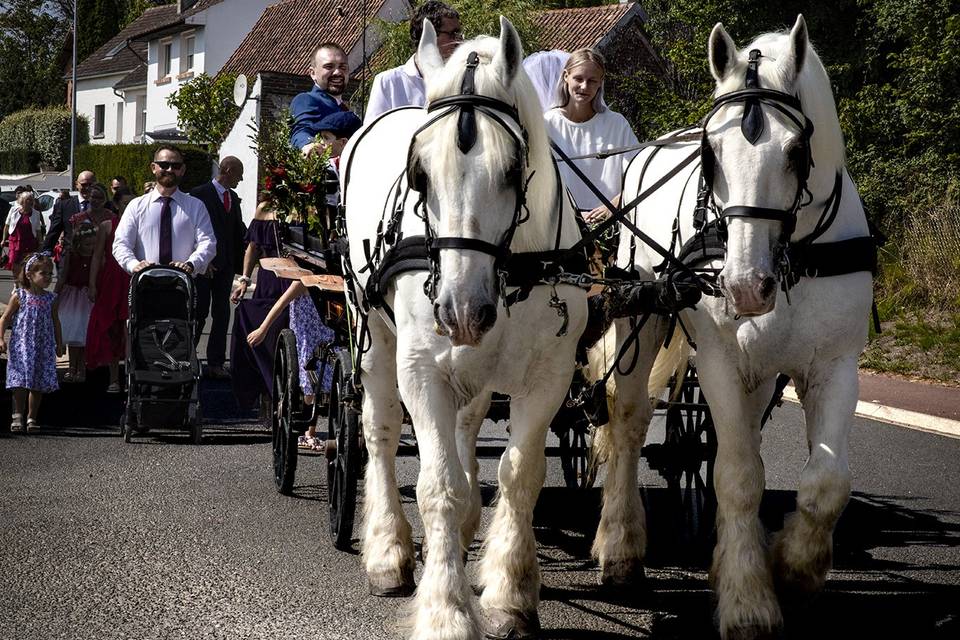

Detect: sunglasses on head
[154, 161, 184, 170]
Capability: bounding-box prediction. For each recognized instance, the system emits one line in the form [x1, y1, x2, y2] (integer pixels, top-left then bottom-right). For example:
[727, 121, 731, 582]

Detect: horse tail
[585, 324, 689, 473]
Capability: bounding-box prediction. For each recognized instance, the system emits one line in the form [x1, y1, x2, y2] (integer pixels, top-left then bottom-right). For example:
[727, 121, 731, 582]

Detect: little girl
[0, 252, 64, 432]
[247, 280, 334, 449]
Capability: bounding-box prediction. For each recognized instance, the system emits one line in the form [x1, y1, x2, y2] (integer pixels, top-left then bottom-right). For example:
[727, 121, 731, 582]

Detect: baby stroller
[120, 265, 202, 443]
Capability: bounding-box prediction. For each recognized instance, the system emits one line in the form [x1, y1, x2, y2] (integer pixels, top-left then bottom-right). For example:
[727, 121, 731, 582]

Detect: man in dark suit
[42, 170, 99, 253]
[191, 157, 246, 379]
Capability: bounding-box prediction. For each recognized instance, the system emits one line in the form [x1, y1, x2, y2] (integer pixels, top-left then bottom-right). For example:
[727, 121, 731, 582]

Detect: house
[218, 0, 412, 222]
[535, 2, 667, 82]
[72, 0, 275, 145]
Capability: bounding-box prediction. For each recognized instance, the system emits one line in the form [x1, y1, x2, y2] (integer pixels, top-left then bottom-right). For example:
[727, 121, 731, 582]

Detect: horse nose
[473, 303, 497, 334]
[759, 276, 777, 300]
[724, 270, 777, 316]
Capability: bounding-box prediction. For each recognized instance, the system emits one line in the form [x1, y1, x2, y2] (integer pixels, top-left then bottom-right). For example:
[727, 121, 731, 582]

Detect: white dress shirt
[112, 188, 217, 274]
[364, 56, 426, 123]
[545, 108, 640, 211]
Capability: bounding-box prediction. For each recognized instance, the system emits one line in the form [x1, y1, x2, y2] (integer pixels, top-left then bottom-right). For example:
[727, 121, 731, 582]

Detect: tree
[167, 73, 241, 153]
[0, 0, 68, 121]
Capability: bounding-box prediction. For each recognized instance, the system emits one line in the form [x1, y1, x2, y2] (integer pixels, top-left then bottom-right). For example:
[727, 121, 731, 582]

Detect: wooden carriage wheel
[643, 364, 717, 550]
[272, 329, 301, 495]
[326, 349, 361, 551]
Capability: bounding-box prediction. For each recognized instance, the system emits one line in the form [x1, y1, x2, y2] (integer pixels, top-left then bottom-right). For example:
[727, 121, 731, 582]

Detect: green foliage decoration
[167, 73, 241, 153]
[74, 143, 211, 192]
[0, 107, 89, 170]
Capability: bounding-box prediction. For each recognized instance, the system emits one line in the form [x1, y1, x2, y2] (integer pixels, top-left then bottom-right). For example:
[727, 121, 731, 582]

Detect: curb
[782, 387, 960, 440]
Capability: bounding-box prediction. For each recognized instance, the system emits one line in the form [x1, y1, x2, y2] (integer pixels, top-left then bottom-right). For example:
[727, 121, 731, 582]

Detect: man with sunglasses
[112, 145, 216, 277]
[42, 170, 115, 255]
[363, 1, 462, 123]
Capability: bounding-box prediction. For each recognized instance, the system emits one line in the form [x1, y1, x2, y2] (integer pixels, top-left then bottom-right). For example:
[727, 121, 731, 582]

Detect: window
[94, 104, 105, 137]
[159, 40, 172, 78]
[180, 33, 196, 73]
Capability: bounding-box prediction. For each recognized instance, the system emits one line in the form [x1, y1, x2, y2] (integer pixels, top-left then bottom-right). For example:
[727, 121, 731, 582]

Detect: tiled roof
[114, 65, 148, 90]
[534, 3, 634, 52]
[75, 1, 226, 80]
[221, 0, 388, 78]
[75, 5, 180, 79]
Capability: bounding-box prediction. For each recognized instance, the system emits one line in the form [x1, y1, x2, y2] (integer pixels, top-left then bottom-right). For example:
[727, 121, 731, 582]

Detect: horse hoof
[368, 566, 415, 598]
[600, 558, 647, 589]
[724, 623, 784, 640]
[484, 608, 541, 640]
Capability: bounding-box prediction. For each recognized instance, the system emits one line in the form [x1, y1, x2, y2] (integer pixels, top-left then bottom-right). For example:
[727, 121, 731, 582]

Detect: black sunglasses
[154, 161, 184, 170]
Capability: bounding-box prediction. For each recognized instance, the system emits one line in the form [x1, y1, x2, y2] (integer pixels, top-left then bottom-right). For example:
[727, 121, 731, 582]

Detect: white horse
[341, 17, 587, 640]
[594, 15, 874, 639]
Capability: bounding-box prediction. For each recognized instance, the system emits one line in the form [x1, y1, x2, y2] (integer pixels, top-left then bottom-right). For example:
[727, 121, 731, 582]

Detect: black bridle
[697, 50, 816, 246]
[405, 51, 537, 303]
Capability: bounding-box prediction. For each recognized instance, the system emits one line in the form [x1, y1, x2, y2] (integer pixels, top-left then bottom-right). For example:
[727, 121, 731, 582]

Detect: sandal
[297, 434, 314, 450]
[63, 371, 75, 383]
[10, 413, 23, 432]
[106, 382, 121, 393]
[25, 418, 38, 432]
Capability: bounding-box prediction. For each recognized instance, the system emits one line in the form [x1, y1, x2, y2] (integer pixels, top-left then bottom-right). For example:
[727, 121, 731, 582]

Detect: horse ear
[781, 14, 808, 82]
[417, 19, 444, 81]
[492, 16, 523, 87]
[709, 23, 737, 82]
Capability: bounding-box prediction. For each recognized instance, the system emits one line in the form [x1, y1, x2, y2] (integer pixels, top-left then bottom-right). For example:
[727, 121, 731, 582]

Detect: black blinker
[457, 52, 480, 154]
[741, 49, 764, 145]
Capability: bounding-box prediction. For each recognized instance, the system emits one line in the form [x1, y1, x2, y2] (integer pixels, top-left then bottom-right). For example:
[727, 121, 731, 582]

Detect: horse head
[410, 17, 546, 346]
[706, 15, 842, 316]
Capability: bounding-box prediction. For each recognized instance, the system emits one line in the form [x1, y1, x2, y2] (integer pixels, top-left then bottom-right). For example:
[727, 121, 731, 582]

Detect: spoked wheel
[643, 364, 717, 553]
[272, 329, 301, 495]
[326, 349, 361, 551]
[557, 419, 594, 489]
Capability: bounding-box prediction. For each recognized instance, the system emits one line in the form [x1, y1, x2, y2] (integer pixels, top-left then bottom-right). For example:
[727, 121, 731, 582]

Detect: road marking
[782, 387, 960, 439]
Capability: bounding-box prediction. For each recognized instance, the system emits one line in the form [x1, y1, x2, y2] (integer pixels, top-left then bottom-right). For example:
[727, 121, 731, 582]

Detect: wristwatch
[238, 275, 252, 285]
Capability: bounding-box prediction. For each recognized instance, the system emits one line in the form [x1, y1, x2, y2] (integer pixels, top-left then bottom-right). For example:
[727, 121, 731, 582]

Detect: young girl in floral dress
[246, 280, 335, 450]
[0, 252, 64, 431]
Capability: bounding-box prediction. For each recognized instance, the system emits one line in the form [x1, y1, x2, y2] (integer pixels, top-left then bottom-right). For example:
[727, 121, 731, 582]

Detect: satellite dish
[232, 74, 248, 108]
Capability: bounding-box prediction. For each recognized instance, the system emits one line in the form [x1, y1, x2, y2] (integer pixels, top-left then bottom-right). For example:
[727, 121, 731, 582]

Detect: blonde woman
[545, 49, 640, 224]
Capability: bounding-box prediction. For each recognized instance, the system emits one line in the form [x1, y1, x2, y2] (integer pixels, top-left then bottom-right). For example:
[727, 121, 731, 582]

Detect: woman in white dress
[544, 49, 639, 224]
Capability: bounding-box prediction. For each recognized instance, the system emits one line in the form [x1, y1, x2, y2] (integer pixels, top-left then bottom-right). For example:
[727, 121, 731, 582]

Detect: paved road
[2, 396, 959, 640]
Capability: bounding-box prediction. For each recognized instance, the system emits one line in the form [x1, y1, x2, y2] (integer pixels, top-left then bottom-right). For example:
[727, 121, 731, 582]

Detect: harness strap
[431, 236, 508, 261]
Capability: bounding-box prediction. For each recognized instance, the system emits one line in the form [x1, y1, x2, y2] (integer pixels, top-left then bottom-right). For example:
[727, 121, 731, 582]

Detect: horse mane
[419, 35, 563, 253]
[714, 29, 846, 179]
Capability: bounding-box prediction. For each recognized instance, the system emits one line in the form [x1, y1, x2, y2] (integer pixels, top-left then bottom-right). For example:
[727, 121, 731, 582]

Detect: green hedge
[74, 143, 213, 192]
[0, 149, 41, 174]
[0, 107, 88, 170]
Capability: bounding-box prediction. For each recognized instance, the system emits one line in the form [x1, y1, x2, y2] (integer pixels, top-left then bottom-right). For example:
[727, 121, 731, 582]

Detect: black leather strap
[721, 205, 797, 225]
[430, 236, 509, 261]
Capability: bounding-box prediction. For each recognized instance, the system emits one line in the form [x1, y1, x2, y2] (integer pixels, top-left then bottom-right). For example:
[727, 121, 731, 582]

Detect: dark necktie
[159, 196, 173, 265]
[222, 190, 230, 212]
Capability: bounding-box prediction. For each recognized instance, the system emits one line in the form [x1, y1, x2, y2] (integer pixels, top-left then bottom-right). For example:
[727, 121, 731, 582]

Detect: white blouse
[544, 108, 640, 211]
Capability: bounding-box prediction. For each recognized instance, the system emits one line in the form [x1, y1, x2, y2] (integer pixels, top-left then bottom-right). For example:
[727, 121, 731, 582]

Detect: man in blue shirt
[290, 42, 357, 156]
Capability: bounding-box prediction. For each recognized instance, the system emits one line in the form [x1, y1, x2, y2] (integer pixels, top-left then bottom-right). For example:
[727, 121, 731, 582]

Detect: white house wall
[194, 1, 274, 76]
[145, 36, 188, 133]
[121, 89, 146, 144]
[219, 75, 261, 225]
[76, 74, 128, 145]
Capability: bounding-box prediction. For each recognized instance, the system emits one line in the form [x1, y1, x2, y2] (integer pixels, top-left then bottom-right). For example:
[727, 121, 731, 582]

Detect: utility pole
[69, 0, 78, 181]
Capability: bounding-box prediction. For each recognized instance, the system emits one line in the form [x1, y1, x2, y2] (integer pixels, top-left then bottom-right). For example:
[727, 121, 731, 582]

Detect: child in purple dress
[0, 252, 64, 432]
[247, 280, 335, 449]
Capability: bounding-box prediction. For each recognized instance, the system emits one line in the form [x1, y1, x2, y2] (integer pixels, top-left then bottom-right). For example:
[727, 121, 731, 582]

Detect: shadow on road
[529, 487, 960, 639]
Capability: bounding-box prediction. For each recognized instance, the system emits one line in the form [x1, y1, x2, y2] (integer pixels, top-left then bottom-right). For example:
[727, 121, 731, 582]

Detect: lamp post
[69, 0, 77, 182]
